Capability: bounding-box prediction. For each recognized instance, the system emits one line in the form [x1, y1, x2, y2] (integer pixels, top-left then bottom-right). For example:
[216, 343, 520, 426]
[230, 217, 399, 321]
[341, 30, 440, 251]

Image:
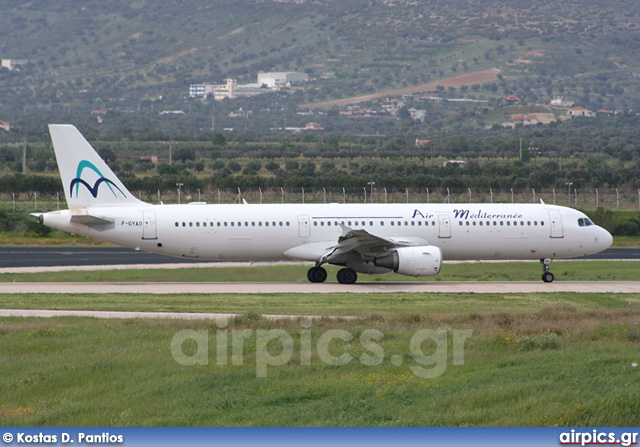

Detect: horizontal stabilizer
[70, 213, 114, 226]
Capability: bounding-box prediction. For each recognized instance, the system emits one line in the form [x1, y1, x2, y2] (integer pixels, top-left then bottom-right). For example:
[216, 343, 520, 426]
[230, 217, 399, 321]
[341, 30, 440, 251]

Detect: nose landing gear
[541, 258, 554, 283]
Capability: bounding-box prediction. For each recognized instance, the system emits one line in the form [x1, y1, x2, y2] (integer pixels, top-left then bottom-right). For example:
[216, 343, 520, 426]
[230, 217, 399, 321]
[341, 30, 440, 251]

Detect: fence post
[595, 188, 598, 208]
[323, 187, 326, 204]
[490, 188, 493, 203]
[34, 192, 37, 211]
[510, 188, 514, 203]
[281, 187, 284, 204]
[57, 192, 60, 210]
[468, 188, 472, 203]
[259, 187, 263, 204]
[364, 187, 367, 204]
[384, 188, 387, 204]
[552, 189, 556, 205]
[532, 188, 535, 203]
[426, 188, 429, 204]
[616, 189, 619, 209]
[406, 188, 409, 203]
[302, 187, 305, 204]
[342, 187, 346, 204]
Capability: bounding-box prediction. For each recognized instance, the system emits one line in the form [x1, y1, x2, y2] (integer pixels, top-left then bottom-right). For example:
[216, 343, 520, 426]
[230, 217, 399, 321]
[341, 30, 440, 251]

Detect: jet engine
[374, 245, 442, 277]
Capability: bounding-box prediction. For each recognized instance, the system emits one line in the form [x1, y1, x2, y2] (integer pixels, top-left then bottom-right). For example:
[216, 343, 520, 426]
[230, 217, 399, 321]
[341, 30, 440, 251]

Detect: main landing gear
[337, 268, 358, 285]
[307, 266, 328, 283]
[540, 258, 554, 283]
[306, 266, 358, 284]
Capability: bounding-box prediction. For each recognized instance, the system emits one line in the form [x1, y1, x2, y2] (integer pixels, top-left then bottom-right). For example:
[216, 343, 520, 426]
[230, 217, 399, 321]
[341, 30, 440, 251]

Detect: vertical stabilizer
[49, 124, 145, 208]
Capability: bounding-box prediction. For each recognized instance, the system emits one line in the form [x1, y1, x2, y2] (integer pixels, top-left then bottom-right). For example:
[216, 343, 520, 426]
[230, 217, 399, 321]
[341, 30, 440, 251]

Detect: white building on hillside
[257, 72, 308, 88]
[1, 59, 28, 71]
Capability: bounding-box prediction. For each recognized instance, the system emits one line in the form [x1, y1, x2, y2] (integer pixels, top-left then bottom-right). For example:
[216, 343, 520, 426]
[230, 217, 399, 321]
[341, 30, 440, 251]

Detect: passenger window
[175, 222, 179, 227]
[196, 222, 200, 227]
[224, 222, 228, 227]
[320, 222, 324, 226]
[473, 221, 476, 226]
[230, 222, 234, 227]
[380, 222, 384, 226]
[279, 222, 283, 227]
[189, 222, 193, 227]
[534, 221, 538, 226]
[541, 221, 544, 226]
[265, 222, 269, 227]
[314, 222, 318, 226]
[259, 222, 262, 227]
[466, 221, 470, 226]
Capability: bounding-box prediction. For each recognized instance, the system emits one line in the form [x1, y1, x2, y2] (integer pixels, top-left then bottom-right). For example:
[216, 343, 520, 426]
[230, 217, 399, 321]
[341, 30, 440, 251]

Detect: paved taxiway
[0, 308, 348, 321]
[1, 281, 639, 294]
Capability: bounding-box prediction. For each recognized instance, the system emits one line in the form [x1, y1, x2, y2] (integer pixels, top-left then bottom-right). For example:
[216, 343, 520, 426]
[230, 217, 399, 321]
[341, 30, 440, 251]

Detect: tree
[211, 133, 226, 145]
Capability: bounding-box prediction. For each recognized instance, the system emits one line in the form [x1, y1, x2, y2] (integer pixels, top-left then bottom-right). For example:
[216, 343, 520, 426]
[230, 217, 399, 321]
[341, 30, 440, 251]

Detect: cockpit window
[578, 218, 594, 227]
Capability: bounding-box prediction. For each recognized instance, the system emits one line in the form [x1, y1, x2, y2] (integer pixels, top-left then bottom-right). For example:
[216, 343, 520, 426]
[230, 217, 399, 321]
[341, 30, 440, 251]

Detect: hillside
[0, 0, 639, 135]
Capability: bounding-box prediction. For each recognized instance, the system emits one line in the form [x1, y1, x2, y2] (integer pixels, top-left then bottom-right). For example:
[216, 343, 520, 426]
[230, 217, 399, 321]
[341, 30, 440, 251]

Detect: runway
[1, 281, 639, 294]
[0, 246, 638, 269]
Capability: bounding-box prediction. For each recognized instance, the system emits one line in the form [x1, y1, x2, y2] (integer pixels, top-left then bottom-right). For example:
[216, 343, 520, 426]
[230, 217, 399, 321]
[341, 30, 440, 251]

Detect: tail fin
[49, 124, 145, 209]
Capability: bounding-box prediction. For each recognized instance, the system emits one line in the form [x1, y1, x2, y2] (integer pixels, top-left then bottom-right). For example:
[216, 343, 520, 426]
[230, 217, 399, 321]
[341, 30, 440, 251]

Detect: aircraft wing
[318, 225, 429, 265]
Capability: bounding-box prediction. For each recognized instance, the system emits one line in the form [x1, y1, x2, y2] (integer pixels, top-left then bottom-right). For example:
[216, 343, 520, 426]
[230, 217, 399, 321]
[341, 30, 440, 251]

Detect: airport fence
[1, 187, 640, 214]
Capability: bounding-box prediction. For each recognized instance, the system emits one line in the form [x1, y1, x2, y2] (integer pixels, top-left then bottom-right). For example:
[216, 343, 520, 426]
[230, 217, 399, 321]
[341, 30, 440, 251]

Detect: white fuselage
[42, 202, 612, 263]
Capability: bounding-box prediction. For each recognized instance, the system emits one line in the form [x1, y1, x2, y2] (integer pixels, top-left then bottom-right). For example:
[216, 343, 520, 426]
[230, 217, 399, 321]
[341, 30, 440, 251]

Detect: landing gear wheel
[540, 258, 554, 283]
[337, 268, 357, 284]
[307, 266, 328, 283]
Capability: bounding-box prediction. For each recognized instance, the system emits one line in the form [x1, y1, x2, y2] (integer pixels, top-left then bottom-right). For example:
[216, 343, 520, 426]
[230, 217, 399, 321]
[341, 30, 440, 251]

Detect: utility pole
[22, 137, 27, 174]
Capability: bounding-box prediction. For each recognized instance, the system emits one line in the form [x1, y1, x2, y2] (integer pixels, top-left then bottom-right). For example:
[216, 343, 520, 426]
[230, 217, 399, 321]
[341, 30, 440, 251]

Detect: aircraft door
[548, 210, 564, 238]
[438, 214, 451, 238]
[298, 215, 310, 238]
[142, 210, 157, 240]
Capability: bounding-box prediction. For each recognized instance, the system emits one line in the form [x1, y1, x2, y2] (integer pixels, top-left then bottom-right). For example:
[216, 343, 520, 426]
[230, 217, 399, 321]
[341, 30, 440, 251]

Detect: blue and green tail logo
[70, 160, 126, 198]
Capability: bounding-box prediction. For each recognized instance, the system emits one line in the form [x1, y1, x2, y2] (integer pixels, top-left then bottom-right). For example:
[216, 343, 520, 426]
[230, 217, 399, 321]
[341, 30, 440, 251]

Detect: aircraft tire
[542, 272, 554, 283]
[307, 267, 328, 283]
[337, 268, 357, 284]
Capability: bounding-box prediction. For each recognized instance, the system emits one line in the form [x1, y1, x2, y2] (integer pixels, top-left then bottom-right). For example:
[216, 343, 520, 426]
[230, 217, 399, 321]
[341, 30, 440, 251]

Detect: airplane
[36, 124, 613, 284]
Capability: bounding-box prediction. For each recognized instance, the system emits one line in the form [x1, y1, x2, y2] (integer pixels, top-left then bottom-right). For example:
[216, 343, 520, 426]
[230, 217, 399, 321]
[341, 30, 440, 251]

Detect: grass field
[1, 291, 639, 426]
[1, 260, 639, 283]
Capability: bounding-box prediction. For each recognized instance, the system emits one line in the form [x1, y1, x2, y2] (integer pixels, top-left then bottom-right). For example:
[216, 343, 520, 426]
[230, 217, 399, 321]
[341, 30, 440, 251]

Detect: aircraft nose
[595, 227, 613, 252]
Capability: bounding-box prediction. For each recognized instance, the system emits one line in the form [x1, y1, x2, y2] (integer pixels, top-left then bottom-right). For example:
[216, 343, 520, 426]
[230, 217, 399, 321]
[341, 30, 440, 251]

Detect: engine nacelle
[374, 245, 442, 277]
